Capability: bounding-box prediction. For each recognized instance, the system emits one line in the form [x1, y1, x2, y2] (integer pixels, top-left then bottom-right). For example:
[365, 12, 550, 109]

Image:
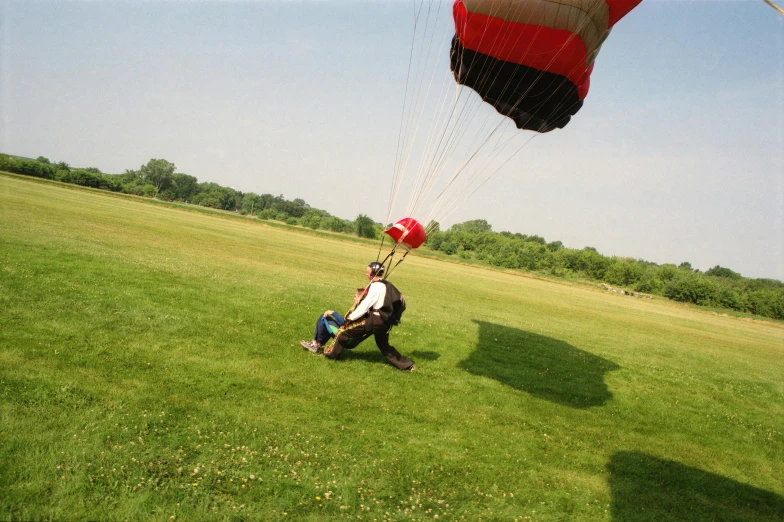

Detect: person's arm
[347, 283, 382, 322]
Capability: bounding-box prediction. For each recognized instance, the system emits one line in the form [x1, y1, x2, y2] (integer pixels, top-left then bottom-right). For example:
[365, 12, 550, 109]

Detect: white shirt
[348, 280, 387, 322]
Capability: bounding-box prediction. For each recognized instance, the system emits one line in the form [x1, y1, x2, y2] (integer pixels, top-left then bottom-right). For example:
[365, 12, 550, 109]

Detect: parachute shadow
[607, 451, 784, 521]
[459, 321, 619, 408]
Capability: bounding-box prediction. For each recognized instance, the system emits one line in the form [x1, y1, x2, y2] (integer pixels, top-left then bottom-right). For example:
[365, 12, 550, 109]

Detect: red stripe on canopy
[453, 0, 591, 99]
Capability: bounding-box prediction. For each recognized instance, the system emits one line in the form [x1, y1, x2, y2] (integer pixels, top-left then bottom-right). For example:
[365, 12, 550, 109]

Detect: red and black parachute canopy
[451, 0, 641, 132]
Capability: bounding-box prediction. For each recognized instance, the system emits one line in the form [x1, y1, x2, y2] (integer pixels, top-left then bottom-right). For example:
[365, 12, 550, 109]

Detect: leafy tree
[322, 216, 347, 232]
[36, 156, 50, 164]
[274, 199, 306, 218]
[301, 213, 322, 230]
[192, 182, 237, 210]
[139, 159, 175, 198]
[664, 275, 717, 306]
[355, 214, 377, 239]
[0, 154, 12, 171]
[450, 219, 492, 234]
[257, 194, 276, 211]
[705, 265, 742, 280]
[606, 259, 645, 287]
[240, 193, 262, 215]
[169, 173, 199, 202]
[547, 240, 564, 252]
[657, 264, 679, 282]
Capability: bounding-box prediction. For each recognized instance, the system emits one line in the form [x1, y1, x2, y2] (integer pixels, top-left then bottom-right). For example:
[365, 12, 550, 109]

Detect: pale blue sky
[1, 0, 782, 279]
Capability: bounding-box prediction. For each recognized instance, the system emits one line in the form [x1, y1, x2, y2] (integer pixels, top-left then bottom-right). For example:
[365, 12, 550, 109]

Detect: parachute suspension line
[764, 0, 784, 15]
[384, 250, 410, 280]
[425, 121, 517, 224]
[376, 234, 387, 263]
[407, 82, 481, 218]
[399, 0, 477, 222]
[399, 0, 459, 220]
[385, 0, 428, 229]
[399, 0, 499, 220]
[408, 57, 510, 219]
[405, 47, 477, 218]
[433, 133, 538, 226]
[393, 0, 516, 223]
[409, 3, 515, 215]
[409, 0, 548, 220]
[379, 247, 396, 274]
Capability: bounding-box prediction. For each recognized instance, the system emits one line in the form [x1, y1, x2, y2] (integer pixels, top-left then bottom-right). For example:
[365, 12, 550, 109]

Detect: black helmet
[368, 261, 385, 277]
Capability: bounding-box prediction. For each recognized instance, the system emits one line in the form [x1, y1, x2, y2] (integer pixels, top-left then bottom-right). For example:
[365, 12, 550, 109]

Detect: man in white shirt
[322, 262, 415, 371]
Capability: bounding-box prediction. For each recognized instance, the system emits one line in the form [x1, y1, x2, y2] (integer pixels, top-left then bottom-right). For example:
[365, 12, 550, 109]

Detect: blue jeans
[314, 313, 345, 345]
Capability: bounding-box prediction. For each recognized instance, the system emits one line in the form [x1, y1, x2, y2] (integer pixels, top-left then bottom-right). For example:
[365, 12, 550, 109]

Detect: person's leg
[324, 320, 370, 360]
[373, 327, 414, 370]
[314, 316, 332, 346]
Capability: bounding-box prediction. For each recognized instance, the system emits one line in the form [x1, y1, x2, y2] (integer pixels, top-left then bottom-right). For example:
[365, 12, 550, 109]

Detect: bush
[664, 275, 717, 306]
[302, 214, 321, 230]
[322, 217, 347, 233]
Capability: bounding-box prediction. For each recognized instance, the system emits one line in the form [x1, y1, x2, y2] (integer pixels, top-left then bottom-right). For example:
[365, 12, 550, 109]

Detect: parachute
[378, 1, 641, 271]
[451, 0, 642, 132]
[376, 217, 426, 278]
[384, 217, 427, 251]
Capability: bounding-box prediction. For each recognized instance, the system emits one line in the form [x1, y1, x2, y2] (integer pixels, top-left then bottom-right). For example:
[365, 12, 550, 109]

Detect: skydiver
[302, 262, 415, 371]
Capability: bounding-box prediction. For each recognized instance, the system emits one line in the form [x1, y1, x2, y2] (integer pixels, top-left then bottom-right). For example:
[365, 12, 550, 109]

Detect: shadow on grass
[342, 348, 392, 366]
[608, 451, 784, 522]
[459, 321, 619, 408]
[409, 351, 440, 361]
[335, 347, 438, 366]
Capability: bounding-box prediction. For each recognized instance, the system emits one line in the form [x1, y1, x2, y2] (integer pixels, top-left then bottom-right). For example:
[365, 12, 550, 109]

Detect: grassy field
[1, 173, 783, 521]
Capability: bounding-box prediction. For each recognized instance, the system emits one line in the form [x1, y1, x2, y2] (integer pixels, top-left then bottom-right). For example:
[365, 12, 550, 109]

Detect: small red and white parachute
[376, 217, 427, 278]
[384, 217, 427, 251]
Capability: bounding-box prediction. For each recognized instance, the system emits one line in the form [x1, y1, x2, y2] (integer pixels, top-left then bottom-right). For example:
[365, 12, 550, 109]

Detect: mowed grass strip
[1, 173, 783, 521]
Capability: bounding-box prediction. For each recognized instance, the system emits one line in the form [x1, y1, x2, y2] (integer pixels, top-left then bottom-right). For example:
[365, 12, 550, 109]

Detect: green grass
[1, 173, 783, 521]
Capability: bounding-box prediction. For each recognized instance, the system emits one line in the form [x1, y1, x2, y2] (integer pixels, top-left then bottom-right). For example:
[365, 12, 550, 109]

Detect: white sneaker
[300, 340, 321, 353]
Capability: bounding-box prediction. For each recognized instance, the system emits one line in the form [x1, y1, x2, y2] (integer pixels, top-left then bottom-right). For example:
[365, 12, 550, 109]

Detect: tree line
[2, 153, 782, 320]
[425, 219, 784, 320]
[0, 154, 381, 239]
